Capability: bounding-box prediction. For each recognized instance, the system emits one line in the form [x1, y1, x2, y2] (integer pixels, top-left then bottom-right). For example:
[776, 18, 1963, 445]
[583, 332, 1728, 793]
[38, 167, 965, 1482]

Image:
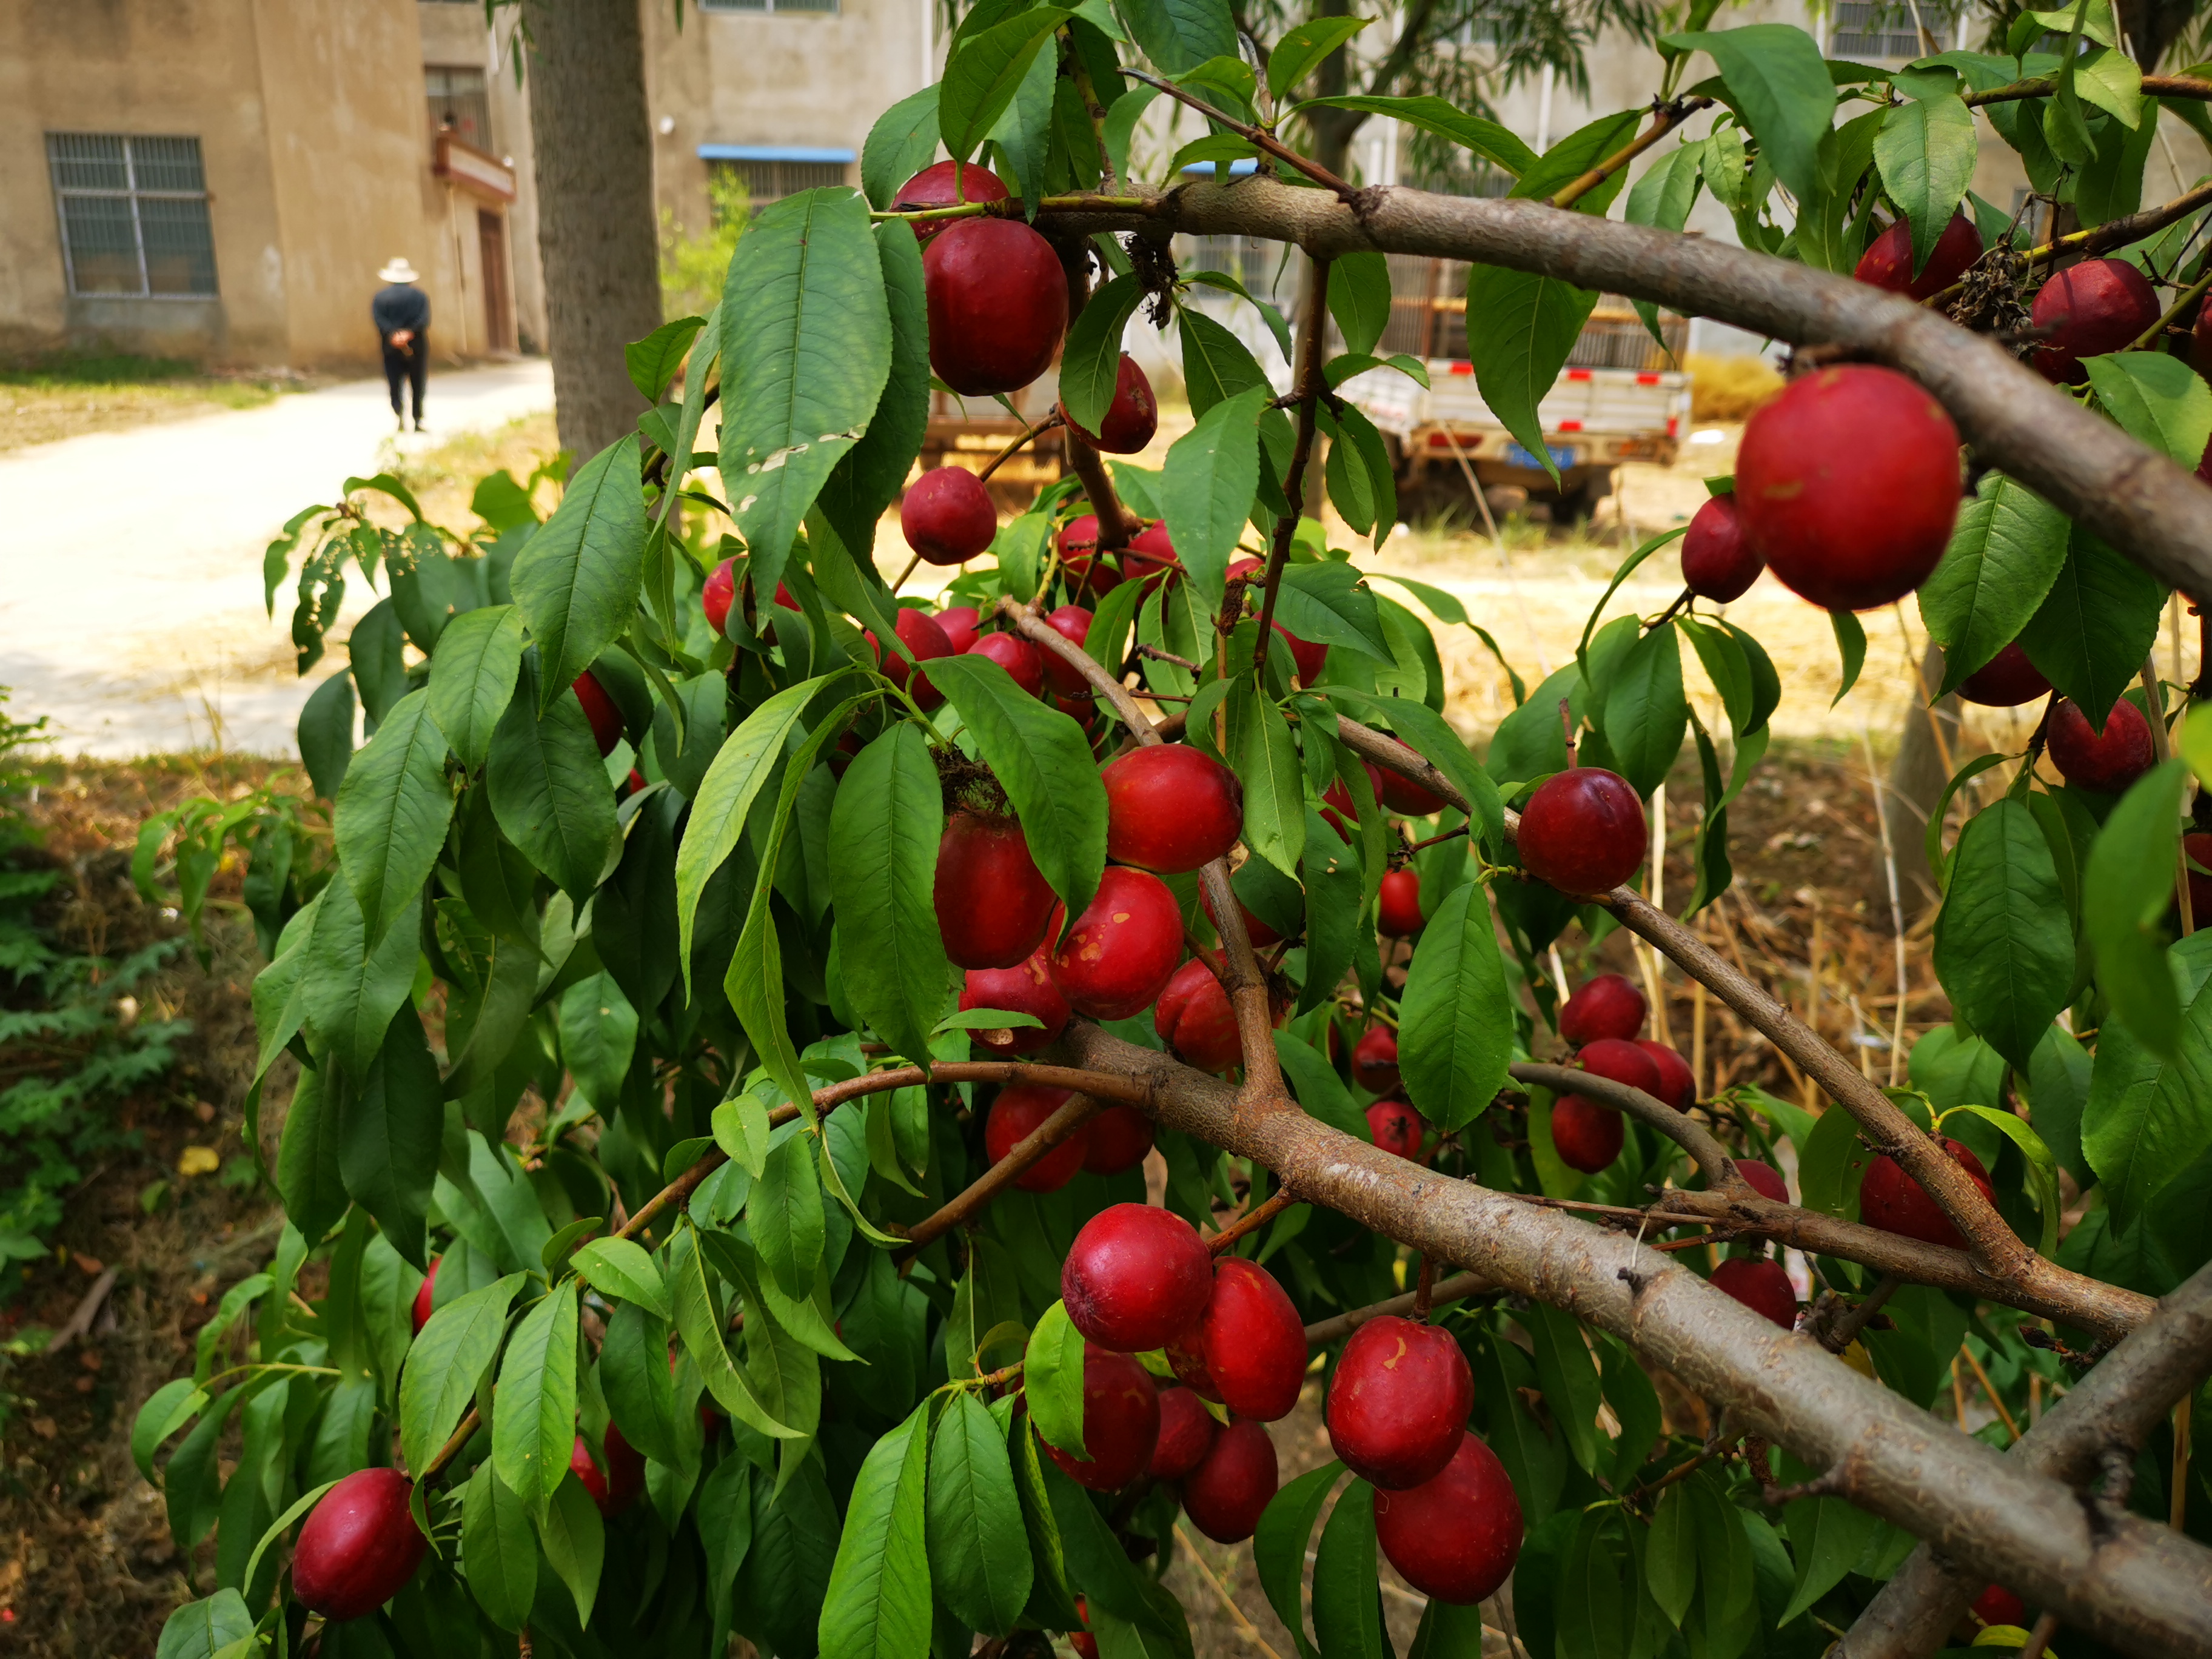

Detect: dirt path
[0, 361, 552, 757]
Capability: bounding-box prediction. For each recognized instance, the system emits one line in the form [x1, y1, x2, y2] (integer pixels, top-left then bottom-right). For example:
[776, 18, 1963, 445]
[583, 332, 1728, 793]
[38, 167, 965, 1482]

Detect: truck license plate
[1506, 441, 1577, 470]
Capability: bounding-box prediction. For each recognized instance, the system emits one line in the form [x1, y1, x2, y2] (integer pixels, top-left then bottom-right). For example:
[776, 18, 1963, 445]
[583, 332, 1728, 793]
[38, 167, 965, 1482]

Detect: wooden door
[477, 210, 514, 352]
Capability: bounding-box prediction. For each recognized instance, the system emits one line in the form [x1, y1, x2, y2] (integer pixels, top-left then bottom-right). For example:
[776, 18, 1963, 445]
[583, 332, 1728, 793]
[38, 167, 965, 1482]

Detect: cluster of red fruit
[1054, 1203, 1523, 1603]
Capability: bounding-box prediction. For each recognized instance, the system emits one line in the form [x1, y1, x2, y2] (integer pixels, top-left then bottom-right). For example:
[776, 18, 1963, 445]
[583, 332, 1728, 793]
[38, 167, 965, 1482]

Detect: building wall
[0, 0, 293, 363]
[642, 0, 930, 236]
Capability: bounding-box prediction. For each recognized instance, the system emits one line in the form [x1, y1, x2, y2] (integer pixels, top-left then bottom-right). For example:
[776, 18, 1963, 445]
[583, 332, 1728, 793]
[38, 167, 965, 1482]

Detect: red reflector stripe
[1558, 421, 1583, 432]
[1447, 361, 1473, 375]
[1636, 372, 1660, 385]
[1566, 369, 1592, 381]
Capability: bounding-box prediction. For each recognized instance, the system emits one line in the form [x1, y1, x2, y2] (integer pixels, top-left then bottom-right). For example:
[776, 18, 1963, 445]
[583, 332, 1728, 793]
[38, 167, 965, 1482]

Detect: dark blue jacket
[372, 283, 431, 341]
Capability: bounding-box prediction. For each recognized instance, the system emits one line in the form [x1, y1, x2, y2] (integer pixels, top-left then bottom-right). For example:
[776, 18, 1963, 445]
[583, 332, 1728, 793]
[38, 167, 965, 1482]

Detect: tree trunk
[1884, 639, 1968, 914]
[525, 0, 663, 461]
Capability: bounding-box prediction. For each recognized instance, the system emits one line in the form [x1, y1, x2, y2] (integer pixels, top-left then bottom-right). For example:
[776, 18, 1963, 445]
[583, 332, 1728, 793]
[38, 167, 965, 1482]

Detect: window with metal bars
[701, 0, 840, 15]
[426, 65, 494, 153]
[1829, 1, 1960, 59]
[46, 133, 218, 298]
[709, 157, 850, 201]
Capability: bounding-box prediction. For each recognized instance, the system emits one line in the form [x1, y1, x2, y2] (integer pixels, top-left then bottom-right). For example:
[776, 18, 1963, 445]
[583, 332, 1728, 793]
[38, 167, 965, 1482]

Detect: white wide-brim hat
[378, 258, 420, 284]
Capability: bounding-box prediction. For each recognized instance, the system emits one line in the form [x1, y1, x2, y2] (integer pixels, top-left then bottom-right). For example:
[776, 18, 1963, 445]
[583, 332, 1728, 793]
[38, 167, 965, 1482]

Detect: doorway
[477, 210, 514, 352]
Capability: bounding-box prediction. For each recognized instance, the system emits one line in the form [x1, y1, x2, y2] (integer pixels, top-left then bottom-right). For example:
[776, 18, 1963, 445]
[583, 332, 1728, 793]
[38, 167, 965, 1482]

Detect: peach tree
[134, 3, 2212, 1656]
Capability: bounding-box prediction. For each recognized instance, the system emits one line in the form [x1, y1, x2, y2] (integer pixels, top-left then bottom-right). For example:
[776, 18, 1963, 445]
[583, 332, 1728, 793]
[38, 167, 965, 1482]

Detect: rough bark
[523, 0, 662, 460]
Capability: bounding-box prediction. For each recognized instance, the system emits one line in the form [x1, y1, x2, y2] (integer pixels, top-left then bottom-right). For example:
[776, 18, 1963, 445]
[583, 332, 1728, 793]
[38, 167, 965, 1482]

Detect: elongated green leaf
[1252, 1461, 1341, 1659]
[627, 315, 706, 403]
[511, 440, 648, 712]
[820, 223, 934, 555]
[485, 669, 616, 901]
[830, 725, 948, 1067]
[1116, 0, 1236, 73]
[1663, 25, 1837, 202]
[1159, 386, 1265, 615]
[1311, 1481, 1386, 1659]
[1292, 95, 1535, 176]
[558, 969, 638, 1109]
[1874, 93, 1978, 269]
[940, 7, 1074, 161]
[572, 1236, 670, 1319]
[2085, 350, 2212, 466]
[276, 1065, 347, 1248]
[155, 1590, 255, 1659]
[2084, 758, 2189, 1060]
[863, 84, 942, 209]
[333, 1013, 442, 1267]
[300, 874, 421, 1082]
[1272, 561, 1391, 660]
[2083, 905, 2212, 1229]
[756, 1129, 828, 1299]
[426, 604, 526, 771]
[1918, 472, 2071, 692]
[1398, 880, 1513, 1132]
[1327, 252, 1392, 358]
[334, 689, 452, 945]
[540, 1470, 606, 1626]
[719, 189, 892, 605]
[928, 1392, 1032, 1635]
[820, 1403, 933, 1659]
[1601, 620, 1687, 799]
[1023, 1300, 1089, 1458]
[671, 1222, 802, 1439]
[1777, 1493, 1879, 1624]
[1062, 272, 1145, 438]
[1521, 1302, 1606, 1475]
[923, 654, 1108, 919]
[601, 1301, 685, 1467]
[1267, 16, 1370, 98]
[1946, 1102, 2064, 1257]
[1647, 1482, 1698, 1627]
[398, 1272, 526, 1475]
[463, 1459, 538, 1631]
[1932, 799, 2073, 1070]
[494, 1282, 580, 1517]
[1465, 264, 1598, 484]
[1227, 679, 1304, 880]
[2018, 527, 2165, 729]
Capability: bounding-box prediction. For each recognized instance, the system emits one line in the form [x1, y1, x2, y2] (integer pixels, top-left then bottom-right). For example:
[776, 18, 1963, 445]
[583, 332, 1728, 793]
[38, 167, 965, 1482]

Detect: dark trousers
[381, 333, 427, 420]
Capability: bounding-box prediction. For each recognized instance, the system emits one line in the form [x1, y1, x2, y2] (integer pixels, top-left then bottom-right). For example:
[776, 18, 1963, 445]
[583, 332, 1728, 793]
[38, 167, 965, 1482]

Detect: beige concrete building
[0, 0, 544, 371]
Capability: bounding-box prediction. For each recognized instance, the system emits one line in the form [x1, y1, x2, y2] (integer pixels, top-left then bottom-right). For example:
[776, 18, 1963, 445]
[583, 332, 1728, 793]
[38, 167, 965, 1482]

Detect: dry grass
[1684, 352, 1785, 422]
[0, 356, 306, 453]
[372, 409, 565, 529]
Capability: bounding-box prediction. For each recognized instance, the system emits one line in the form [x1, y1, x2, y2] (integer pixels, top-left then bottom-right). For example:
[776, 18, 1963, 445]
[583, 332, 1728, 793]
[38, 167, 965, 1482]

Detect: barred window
[709, 157, 849, 202]
[702, 0, 840, 15]
[47, 133, 217, 298]
[1830, 1, 1960, 59]
[426, 65, 494, 152]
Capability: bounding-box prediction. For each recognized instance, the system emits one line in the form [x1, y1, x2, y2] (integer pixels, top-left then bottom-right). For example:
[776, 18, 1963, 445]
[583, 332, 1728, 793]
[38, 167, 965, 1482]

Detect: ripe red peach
[1326, 1315, 1472, 1489]
[1352, 1026, 1399, 1094]
[900, 467, 998, 566]
[1958, 641, 2050, 708]
[934, 810, 1056, 969]
[1047, 866, 1184, 1019]
[870, 607, 955, 711]
[1550, 1094, 1624, 1173]
[1559, 974, 1646, 1045]
[968, 630, 1046, 697]
[2048, 697, 2156, 794]
[1044, 1344, 1161, 1491]
[1860, 1137, 1994, 1250]
[1125, 521, 1181, 589]
[1042, 605, 1094, 695]
[1379, 769, 1449, 816]
[1635, 1039, 1695, 1110]
[2032, 258, 2160, 383]
[1367, 1098, 1425, 1161]
[292, 1467, 427, 1620]
[1378, 869, 1425, 937]
[1083, 1104, 1156, 1175]
[1149, 1386, 1218, 1481]
[1167, 1257, 1307, 1422]
[1063, 354, 1159, 454]
[1373, 1435, 1524, 1604]
[1710, 1256, 1798, 1329]
[1854, 210, 1982, 301]
[893, 159, 1009, 241]
[703, 557, 737, 637]
[1155, 954, 1241, 1072]
[985, 1084, 1091, 1192]
[936, 604, 982, 655]
[1518, 768, 1646, 894]
[1101, 745, 1245, 873]
[1059, 514, 1122, 597]
[1180, 1418, 1278, 1543]
[959, 948, 1071, 1056]
[1680, 493, 1762, 603]
[573, 671, 625, 757]
[1062, 1202, 1213, 1352]
[923, 218, 1068, 395]
[1735, 365, 1960, 611]
[411, 1255, 440, 1334]
[1202, 882, 1284, 948]
[1973, 1586, 2027, 1628]
[1735, 1159, 1789, 1204]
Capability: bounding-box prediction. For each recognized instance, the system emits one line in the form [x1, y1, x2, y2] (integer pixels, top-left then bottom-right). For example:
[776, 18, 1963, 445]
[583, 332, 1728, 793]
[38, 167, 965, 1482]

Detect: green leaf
[1398, 880, 1514, 1132]
[1267, 16, 1370, 98]
[398, 1272, 526, 1475]
[819, 1403, 933, 1659]
[1521, 1302, 1606, 1475]
[862, 84, 942, 209]
[829, 725, 948, 1067]
[628, 315, 706, 403]
[484, 668, 617, 902]
[1023, 1301, 1089, 1458]
[1465, 263, 1598, 484]
[1918, 472, 2071, 692]
[1292, 95, 1536, 176]
[940, 7, 1074, 161]
[1252, 1461, 1341, 1659]
[300, 874, 421, 1082]
[1932, 799, 2074, 1070]
[1326, 688, 1503, 853]
[1327, 251, 1392, 358]
[298, 671, 357, 800]
[928, 1392, 1033, 1635]
[1116, 0, 1236, 73]
[333, 688, 452, 947]
[1311, 1481, 1387, 1659]
[426, 604, 526, 771]
[2085, 350, 2212, 466]
[1600, 620, 1687, 798]
[494, 1281, 580, 1517]
[462, 1459, 538, 1631]
[1873, 93, 1978, 270]
[1272, 561, 1391, 660]
[572, 1235, 671, 1319]
[1663, 25, 1837, 203]
[511, 440, 648, 713]
[539, 1470, 606, 1626]
[719, 189, 892, 605]
[600, 1301, 685, 1466]
[1062, 272, 1145, 439]
[2018, 526, 2166, 730]
[1777, 1494, 1880, 1624]
[756, 1129, 828, 1300]
[2083, 757, 2189, 1059]
[155, 1590, 255, 1659]
[133, 1377, 209, 1485]
[714, 1090, 776, 1179]
[1647, 1483, 1698, 1627]
[924, 654, 1109, 921]
[671, 1222, 803, 1440]
[558, 969, 638, 1110]
[1227, 678, 1304, 880]
[275, 1065, 347, 1248]
[674, 673, 839, 977]
[1682, 1470, 1758, 1659]
[333, 1013, 442, 1267]
[1945, 1102, 2064, 1256]
[1829, 609, 1867, 707]
[1158, 385, 1266, 616]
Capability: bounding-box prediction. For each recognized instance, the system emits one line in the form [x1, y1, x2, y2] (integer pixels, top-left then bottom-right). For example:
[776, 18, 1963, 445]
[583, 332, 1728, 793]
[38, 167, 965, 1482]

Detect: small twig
[1961, 1340, 2022, 1443]
[979, 413, 1064, 483]
[1252, 255, 1333, 671]
[896, 1088, 1119, 1262]
[1123, 70, 1360, 201]
[2017, 1612, 2061, 1659]
[41, 1267, 118, 1356]
[1550, 98, 1715, 212]
[2136, 263, 2212, 351]
[1173, 1524, 1288, 1659]
[1413, 1255, 1437, 1317]
[893, 551, 924, 592]
[1136, 643, 1202, 672]
[1301, 1271, 1493, 1345]
[1210, 1185, 1299, 1255]
[1820, 1274, 1903, 1354]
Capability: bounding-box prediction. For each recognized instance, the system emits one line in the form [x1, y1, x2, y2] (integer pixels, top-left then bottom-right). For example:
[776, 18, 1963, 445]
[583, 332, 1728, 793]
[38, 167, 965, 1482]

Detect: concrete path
[0, 360, 554, 757]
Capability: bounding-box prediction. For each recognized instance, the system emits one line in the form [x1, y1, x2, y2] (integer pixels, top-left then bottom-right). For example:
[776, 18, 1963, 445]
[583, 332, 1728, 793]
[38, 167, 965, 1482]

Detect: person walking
[372, 258, 431, 432]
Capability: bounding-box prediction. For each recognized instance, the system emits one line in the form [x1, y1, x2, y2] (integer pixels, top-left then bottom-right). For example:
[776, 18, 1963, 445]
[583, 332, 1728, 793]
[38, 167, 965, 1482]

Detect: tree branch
[1964, 71, 2212, 104]
[1509, 1060, 1734, 1184]
[1051, 240, 1139, 553]
[1252, 255, 1332, 674]
[1052, 1019, 2212, 1658]
[1549, 98, 1717, 212]
[894, 1087, 1116, 1261]
[1028, 178, 2212, 602]
[1840, 1258, 2212, 1658]
[1301, 1270, 1493, 1344]
[1121, 70, 1360, 200]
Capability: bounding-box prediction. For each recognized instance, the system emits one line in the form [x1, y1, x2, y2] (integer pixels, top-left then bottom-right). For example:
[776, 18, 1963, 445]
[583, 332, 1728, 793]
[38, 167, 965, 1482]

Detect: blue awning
[698, 143, 857, 163]
[1180, 157, 1261, 178]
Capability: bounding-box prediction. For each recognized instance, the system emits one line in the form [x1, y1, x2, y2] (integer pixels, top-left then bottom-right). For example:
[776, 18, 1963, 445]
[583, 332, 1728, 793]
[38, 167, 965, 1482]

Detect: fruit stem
[1412, 1255, 1436, 1316]
[1816, 1273, 1903, 1354]
[891, 552, 924, 593]
[1558, 697, 1577, 767]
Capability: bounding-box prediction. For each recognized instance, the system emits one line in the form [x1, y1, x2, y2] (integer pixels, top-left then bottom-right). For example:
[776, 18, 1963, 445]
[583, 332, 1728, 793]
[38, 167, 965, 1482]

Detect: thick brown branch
[1252, 256, 1332, 672]
[895, 1087, 1115, 1260]
[1054, 1020, 2212, 1658]
[1965, 72, 2212, 104]
[1841, 1258, 2212, 1658]
[1550, 98, 1716, 212]
[1029, 178, 2212, 602]
[1301, 1270, 1493, 1344]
